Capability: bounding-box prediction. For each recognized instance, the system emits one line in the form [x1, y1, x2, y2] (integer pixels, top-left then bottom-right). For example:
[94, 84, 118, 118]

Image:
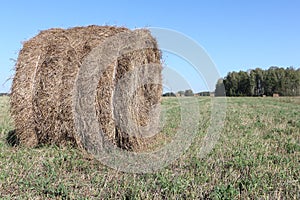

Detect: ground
[0, 96, 299, 199]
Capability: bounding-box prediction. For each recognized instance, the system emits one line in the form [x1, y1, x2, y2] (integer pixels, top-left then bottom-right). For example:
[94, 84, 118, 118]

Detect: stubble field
[0, 96, 299, 199]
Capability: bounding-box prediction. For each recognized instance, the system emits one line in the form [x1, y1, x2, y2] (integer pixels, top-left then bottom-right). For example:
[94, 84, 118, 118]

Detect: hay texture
[10, 25, 162, 151]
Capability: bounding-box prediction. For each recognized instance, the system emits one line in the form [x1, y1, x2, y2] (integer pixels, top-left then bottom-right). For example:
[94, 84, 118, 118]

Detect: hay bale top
[21, 25, 130, 60]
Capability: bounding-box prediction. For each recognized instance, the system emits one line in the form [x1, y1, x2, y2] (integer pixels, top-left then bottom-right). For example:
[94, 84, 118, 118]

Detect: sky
[1, 0, 300, 93]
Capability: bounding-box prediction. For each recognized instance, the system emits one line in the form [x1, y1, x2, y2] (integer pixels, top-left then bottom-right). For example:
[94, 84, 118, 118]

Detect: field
[0, 96, 299, 199]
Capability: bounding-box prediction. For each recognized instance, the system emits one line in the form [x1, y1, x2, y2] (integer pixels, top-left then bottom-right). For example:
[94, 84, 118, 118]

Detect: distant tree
[253, 68, 265, 96]
[237, 71, 251, 96]
[223, 71, 239, 96]
[215, 79, 226, 96]
[162, 92, 176, 97]
[184, 89, 194, 96]
[198, 91, 210, 96]
[280, 67, 299, 96]
[177, 91, 184, 96]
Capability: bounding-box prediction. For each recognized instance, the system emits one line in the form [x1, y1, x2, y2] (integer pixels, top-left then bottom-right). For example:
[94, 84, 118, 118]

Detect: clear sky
[1, 0, 300, 93]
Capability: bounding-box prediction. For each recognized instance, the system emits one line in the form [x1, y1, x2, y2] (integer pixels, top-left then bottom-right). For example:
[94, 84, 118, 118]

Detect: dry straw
[10, 25, 162, 152]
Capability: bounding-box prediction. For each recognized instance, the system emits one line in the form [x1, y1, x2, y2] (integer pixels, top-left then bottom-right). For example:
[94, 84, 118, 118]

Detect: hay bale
[10, 25, 162, 151]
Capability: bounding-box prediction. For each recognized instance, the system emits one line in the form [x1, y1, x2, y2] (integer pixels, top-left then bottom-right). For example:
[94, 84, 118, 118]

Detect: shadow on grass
[6, 129, 19, 147]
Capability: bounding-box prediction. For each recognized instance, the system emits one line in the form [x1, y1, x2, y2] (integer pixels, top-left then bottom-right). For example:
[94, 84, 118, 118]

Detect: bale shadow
[6, 129, 19, 147]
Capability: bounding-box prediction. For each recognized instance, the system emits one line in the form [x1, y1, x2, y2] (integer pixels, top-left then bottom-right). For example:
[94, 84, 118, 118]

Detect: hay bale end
[10, 25, 162, 152]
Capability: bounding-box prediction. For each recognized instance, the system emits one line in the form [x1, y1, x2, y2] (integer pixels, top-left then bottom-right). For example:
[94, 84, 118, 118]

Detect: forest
[215, 66, 300, 96]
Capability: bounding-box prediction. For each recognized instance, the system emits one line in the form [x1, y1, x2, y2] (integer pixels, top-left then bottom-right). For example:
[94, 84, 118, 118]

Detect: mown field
[0, 96, 299, 199]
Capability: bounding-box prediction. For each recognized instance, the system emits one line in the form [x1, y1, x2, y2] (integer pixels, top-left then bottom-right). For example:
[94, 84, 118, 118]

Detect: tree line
[215, 66, 300, 96]
[0, 93, 9, 96]
[162, 89, 194, 97]
[162, 90, 211, 97]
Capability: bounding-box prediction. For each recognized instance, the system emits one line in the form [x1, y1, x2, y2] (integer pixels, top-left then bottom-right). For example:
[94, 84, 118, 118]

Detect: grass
[0, 96, 299, 199]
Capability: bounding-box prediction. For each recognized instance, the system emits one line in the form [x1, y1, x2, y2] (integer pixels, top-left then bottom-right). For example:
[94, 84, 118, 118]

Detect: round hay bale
[10, 25, 162, 151]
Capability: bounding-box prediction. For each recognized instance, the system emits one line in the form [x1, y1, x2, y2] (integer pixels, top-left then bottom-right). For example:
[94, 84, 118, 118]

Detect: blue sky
[1, 0, 300, 93]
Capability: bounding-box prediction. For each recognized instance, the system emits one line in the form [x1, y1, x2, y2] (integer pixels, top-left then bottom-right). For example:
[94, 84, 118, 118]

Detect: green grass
[0, 96, 299, 199]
